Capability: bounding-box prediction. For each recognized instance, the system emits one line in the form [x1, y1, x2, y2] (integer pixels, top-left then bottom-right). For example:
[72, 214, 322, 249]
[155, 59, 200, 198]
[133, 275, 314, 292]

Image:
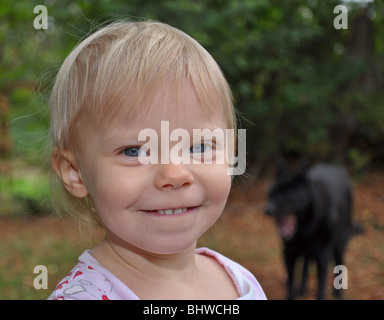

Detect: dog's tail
[349, 223, 364, 236]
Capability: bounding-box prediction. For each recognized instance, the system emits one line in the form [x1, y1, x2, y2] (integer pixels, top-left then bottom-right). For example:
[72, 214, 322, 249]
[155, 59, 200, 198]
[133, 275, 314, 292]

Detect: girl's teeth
[157, 208, 188, 215]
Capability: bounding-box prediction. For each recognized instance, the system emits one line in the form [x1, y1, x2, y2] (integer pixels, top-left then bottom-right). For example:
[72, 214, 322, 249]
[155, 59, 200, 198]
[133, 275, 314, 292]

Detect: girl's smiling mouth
[139, 206, 200, 216]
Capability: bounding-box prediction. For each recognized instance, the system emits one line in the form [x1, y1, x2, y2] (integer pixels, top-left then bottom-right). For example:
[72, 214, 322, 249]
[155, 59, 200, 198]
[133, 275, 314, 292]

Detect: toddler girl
[47, 20, 266, 300]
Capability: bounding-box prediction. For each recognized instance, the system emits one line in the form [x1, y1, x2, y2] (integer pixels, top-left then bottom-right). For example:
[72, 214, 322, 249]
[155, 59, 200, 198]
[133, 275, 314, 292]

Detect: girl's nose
[154, 164, 194, 190]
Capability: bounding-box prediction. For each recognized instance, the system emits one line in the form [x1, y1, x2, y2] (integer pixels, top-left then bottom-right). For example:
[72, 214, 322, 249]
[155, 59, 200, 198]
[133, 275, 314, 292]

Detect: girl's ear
[51, 149, 89, 198]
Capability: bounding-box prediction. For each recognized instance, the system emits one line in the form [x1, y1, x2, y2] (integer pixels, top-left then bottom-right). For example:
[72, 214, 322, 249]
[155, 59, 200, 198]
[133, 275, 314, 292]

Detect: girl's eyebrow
[99, 128, 141, 147]
[99, 119, 228, 146]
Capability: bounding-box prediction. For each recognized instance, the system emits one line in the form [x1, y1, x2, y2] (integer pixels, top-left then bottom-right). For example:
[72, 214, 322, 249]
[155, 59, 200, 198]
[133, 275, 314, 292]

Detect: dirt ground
[1, 171, 383, 300]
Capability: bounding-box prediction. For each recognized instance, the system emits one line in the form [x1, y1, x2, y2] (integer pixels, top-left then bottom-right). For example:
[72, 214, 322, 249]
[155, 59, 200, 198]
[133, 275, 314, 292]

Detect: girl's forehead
[102, 80, 228, 130]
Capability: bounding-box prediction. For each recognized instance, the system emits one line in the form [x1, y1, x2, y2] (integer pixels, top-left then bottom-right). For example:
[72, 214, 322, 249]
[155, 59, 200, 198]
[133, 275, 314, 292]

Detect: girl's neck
[91, 232, 239, 299]
[91, 233, 199, 290]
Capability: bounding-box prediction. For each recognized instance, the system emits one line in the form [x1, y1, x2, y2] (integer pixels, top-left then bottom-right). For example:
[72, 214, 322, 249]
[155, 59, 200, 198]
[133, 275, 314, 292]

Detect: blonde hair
[49, 20, 236, 228]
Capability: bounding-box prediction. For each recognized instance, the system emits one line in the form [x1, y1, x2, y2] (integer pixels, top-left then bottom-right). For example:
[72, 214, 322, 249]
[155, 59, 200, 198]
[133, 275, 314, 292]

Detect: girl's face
[76, 81, 232, 254]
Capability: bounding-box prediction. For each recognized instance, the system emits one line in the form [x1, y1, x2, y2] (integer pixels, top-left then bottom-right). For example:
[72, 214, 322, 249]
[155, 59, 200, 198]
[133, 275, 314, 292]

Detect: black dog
[265, 160, 362, 299]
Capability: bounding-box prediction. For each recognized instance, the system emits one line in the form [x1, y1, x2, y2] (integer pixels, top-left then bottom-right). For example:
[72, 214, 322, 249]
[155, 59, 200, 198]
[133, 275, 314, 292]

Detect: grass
[0, 216, 101, 300]
[0, 161, 51, 217]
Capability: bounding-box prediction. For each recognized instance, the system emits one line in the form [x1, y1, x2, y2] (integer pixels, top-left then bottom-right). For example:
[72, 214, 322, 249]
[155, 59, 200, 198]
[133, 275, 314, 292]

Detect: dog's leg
[315, 252, 329, 300]
[298, 257, 309, 297]
[284, 249, 297, 300]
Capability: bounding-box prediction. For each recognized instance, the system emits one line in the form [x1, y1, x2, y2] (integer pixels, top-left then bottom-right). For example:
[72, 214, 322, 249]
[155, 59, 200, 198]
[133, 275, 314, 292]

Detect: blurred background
[0, 0, 383, 299]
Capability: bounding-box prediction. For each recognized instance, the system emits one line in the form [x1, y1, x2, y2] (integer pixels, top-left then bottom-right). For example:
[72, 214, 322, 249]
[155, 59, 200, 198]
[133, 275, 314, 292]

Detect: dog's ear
[275, 156, 288, 179]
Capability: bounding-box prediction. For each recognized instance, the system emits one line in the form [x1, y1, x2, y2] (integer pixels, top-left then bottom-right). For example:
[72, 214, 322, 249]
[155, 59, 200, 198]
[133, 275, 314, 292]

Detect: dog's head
[265, 158, 313, 240]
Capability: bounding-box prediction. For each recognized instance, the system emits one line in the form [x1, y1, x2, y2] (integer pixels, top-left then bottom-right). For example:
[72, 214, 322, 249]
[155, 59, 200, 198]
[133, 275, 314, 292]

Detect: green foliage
[0, 167, 51, 216]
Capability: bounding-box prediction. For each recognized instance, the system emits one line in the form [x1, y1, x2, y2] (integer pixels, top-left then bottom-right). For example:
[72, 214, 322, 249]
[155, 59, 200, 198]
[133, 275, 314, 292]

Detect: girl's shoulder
[47, 250, 139, 300]
[195, 247, 267, 300]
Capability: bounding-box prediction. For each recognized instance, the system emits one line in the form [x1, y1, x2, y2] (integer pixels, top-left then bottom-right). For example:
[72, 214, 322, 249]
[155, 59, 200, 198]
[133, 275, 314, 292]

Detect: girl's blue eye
[123, 147, 143, 157]
[190, 143, 210, 153]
